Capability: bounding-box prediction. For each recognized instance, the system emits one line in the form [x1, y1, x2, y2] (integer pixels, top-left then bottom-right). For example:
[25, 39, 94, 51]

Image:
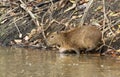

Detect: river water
[0, 46, 120, 77]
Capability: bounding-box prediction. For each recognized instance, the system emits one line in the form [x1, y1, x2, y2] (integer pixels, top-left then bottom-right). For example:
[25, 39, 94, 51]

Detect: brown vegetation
[0, 0, 120, 56]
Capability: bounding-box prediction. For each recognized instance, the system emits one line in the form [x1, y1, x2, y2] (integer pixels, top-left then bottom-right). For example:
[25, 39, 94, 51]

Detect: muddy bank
[0, 0, 120, 55]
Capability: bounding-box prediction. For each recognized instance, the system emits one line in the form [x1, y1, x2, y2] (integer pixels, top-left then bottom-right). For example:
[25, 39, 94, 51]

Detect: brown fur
[47, 26, 102, 54]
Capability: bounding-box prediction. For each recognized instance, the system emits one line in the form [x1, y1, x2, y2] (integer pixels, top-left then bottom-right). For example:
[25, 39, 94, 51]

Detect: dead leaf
[116, 29, 120, 34]
[69, 0, 76, 4]
[116, 49, 120, 52]
[24, 36, 29, 41]
[14, 39, 22, 44]
[109, 12, 119, 17]
[95, 6, 102, 11]
[118, 24, 120, 29]
[28, 29, 37, 38]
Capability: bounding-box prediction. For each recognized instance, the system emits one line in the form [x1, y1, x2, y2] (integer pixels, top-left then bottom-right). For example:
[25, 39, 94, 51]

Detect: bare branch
[79, 0, 94, 26]
[19, 0, 40, 27]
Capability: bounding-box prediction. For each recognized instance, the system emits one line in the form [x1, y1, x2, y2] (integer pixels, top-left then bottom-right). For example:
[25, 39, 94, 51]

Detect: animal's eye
[50, 35, 54, 38]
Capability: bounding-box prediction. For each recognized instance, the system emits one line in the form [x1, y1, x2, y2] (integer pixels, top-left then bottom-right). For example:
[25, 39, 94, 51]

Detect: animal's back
[64, 26, 102, 50]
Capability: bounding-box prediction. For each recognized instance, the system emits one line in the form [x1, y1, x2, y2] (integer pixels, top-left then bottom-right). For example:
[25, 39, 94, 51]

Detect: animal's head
[47, 32, 63, 47]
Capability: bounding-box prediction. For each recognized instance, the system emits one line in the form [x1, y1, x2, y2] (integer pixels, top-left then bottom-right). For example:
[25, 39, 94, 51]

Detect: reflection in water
[0, 46, 120, 77]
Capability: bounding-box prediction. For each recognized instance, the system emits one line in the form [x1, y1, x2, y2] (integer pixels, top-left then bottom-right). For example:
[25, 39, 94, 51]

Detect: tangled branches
[0, 0, 120, 53]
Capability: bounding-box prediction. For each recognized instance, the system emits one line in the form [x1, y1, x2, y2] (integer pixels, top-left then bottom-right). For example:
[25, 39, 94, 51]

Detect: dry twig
[19, 0, 40, 27]
[79, 0, 94, 26]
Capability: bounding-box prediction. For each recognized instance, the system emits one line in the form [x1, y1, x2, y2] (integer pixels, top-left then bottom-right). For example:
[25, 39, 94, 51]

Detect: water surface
[0, 46, 120, 77]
